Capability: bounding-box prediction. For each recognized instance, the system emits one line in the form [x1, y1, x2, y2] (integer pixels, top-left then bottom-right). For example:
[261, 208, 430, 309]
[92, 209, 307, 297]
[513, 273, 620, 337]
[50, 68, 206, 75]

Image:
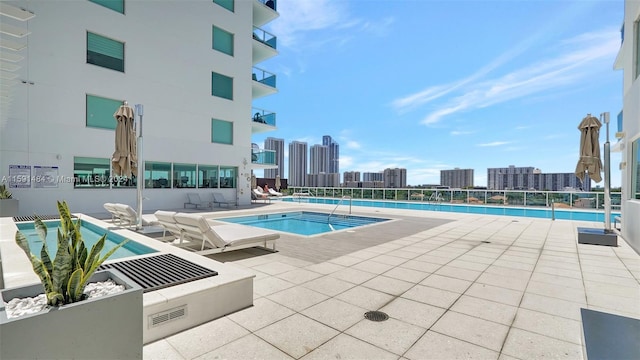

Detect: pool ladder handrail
[328, 196, 352, 229]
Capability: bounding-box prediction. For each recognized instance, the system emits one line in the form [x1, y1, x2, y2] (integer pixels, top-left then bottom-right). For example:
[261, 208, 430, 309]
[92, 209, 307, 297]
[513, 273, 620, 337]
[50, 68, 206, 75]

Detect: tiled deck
[140, 201, 640, 359]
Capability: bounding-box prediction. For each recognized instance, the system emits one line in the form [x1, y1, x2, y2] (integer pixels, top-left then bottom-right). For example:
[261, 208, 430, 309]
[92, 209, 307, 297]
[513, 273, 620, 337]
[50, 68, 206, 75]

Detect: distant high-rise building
[343, 171, 360, 187]
[538, 172, 590, 191]
[488, 165, 590, 191]
[322, 135, 340, 174]
[264, 137, 284, 178]
[288, 141, 308, 186]
[441, 168, 474, 188]
[309, 144, 329, 174]
[363, 172, 384, 182]
[307, 173, 340, 187]
[343, 171, 360, 182]
[383, 168, 407, 188]
[487, 166, 536, 190]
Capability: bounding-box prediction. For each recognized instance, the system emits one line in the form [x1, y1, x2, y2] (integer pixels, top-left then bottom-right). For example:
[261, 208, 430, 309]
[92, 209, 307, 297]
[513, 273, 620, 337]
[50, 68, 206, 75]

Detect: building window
[86, 94, 122, 130]
[145, 161, 172, 188]
[173, 163, 196, 188]
[213, 0, 233, 12]
[635, 19, 640, 79]
[211, 71, 233, 100]
[219, 166, 237, 188]
[211, 119, 233, 145]
[199, 165, 219, 188]
[88, 0, 124, 14]
[73, 157, 110, 188]
[213, 25, 234, 56]
[87, 32, 124, 72]
[632, 138, 640, 199]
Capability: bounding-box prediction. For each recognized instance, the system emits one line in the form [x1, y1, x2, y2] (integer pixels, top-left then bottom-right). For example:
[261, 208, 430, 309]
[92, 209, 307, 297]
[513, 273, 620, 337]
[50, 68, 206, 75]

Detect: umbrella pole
[135, 104, 144, 229]
[602, 112, 612, 232]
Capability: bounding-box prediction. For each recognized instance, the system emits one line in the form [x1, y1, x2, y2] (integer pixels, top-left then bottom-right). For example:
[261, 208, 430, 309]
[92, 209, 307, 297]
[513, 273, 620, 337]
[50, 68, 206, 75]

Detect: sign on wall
[33, 166, 59, 188]
[7, 165, 31, 188]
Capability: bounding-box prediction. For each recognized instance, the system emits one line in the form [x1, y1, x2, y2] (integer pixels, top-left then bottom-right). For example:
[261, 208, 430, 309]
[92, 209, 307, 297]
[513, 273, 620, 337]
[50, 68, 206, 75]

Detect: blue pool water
[283, 198, 620, 223]
[218, 211, 390, 236]
[16, 220, 157, 260]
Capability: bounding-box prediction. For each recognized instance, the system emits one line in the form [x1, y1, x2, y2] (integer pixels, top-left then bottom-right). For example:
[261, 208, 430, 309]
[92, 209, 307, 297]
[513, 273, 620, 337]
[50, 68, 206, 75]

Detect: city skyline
[251, 0, 624, 187]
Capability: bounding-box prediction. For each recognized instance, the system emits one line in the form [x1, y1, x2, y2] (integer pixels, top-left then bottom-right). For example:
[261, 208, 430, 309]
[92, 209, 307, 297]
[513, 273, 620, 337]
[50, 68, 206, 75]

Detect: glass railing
[252, 67, 276, 88]
[256, 0, 276, 11]
[253, 26, 277, 49]
[251, 107, 276, 126]
[251, 149, 276, 165]
[286, 187, 623, 210]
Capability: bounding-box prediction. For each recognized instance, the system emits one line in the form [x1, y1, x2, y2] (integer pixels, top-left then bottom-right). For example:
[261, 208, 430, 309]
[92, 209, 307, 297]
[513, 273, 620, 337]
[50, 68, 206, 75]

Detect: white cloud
[477, 141, 512, 147]
[450, 130, 474, 136]
[268, 0, 353, 48]
[391, 28, 619, 126]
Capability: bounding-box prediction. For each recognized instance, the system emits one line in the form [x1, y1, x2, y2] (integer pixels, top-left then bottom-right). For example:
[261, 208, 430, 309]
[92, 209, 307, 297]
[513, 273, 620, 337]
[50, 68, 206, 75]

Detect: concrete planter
[0, 198, 18, 217]
[0, 269, 143, 359]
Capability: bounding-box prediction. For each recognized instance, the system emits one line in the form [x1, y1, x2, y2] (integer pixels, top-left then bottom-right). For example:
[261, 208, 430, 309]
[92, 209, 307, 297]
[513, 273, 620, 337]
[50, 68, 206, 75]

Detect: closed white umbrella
[275, 175, 281, 191]
[575, 114, 602, 183]
[111, 102, 136, 178]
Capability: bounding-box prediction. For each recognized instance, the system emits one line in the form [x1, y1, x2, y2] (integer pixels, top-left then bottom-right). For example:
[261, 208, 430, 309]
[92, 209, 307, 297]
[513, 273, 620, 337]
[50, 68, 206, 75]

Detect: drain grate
[13, 214, 77, 222]
[364, 311, 389, 322]
[98, 253, 218, 293]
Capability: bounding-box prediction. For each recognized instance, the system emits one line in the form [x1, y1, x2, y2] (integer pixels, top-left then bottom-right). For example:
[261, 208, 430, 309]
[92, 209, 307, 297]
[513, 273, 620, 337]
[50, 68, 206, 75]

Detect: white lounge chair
[154, 210, 184, 241]
[172, 212, 278, 254]
[113, 203, 159, 228]
[184, 193, 211, 209]
[212, 192, 234, 207]
[252, 188, 271, 203]
[268, 188, 283, 196]
[103, 203, 121, 223]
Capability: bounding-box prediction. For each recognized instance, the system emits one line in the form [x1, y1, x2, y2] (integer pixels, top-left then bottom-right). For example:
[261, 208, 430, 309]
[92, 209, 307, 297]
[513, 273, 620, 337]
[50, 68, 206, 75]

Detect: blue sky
[252, 0, 624, 187]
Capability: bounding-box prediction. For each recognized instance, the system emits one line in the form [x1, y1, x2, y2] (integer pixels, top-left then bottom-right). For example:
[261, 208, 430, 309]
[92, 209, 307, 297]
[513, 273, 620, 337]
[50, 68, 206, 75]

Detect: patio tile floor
[143, 203, 640, 359]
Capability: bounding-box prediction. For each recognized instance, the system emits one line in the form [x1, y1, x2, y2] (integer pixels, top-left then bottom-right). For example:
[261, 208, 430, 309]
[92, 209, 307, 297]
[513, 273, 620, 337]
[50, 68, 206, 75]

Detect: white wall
[1, 0, 261, 215]
[618, 0, 640, 252]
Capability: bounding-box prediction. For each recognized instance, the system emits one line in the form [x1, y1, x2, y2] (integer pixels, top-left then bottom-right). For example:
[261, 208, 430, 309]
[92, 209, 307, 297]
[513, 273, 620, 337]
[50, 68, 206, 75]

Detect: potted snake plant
[0, 201, 143, 359]
[0, 184, 18, 217]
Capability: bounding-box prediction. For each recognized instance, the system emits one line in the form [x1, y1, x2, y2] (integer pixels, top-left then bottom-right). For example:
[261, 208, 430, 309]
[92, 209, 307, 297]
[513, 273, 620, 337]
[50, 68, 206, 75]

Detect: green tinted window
[86, 94, 122, 130]
[87, 32, 124, 72]
[89, 0, 124, 14]
[211, 119, 233, 145]
[173, 163, 196, 188]
[219, 166, 237, 188]
[145, 161, 172, 188]
[211, 71, 233, 100]
[213, 25, 234, 56]
[73, 157, 110, 188]
[213, 0, 234, 12]
[199, 165, 219, 188]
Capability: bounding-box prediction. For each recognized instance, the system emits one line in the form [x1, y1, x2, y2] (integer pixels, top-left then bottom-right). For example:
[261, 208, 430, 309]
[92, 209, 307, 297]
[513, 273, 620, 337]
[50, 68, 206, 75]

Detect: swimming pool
[16, 220, 157, 260]
[283, 197, 620, 222]
[217, 211, 390, 236]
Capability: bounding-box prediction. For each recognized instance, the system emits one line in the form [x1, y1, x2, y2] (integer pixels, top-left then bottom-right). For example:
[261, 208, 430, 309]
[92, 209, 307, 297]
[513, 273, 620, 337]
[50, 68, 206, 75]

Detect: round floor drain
[364, 311, 389, 322]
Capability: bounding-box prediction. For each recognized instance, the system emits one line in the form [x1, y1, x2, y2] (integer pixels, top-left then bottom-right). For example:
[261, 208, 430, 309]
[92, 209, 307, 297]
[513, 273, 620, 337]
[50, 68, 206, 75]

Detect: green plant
[0, 184, 12, 199]
[15, 201, 129, 306]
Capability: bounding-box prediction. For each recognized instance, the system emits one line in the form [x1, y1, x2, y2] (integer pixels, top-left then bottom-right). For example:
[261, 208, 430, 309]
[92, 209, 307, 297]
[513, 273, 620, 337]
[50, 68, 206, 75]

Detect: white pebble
[4, 279, 125, 319]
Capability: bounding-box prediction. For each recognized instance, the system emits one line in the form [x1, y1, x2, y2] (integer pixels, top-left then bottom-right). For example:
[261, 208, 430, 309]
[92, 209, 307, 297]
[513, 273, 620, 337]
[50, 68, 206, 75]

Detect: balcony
[251, 148, 277, 169]
[252, 67, 277, 98]
[253, 0, 278, 28]
[251, 107, 276, 128]
[252, 26, 277, 64]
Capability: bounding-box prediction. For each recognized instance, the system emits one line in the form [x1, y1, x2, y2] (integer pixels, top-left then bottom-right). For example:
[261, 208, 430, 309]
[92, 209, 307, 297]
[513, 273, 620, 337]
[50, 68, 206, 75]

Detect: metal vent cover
[149, 305, 187, 328]
[98, 253, 218, 293]
[13, 214, 77, 222]
[364, 311, 389, 322]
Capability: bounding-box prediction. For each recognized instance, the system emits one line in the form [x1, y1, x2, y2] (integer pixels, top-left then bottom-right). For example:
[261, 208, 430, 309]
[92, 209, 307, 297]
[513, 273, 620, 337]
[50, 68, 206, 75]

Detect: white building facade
[0, 0, 279, 215]
[614, 0, 640, 253]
